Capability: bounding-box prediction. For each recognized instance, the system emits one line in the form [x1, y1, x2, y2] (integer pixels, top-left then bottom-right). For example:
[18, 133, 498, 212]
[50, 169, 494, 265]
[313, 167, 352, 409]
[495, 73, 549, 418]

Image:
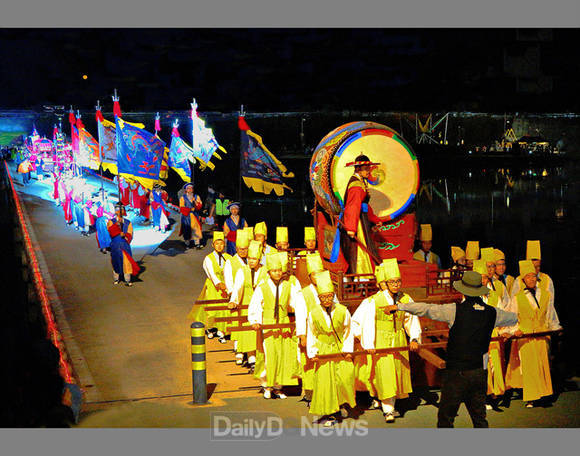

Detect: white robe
[202, 251, 227, 289]
[306, 304, 354, 358]
[351, 290, 422, 350]
[501, 287, 562, 335]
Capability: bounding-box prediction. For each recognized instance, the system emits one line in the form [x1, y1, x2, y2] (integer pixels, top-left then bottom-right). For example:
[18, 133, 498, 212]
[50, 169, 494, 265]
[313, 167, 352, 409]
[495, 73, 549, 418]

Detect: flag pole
[113, 89, 122, 205]
[238, 104, 245, 202]
[95, 100, 105, 200]
[76, 109, 84, 179]
[190, 99, 197, 187]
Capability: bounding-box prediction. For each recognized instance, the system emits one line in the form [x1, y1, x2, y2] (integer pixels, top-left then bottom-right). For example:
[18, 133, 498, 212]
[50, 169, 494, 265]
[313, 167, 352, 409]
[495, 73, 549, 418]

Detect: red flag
[96, 108, 104, 123]
[238, 116, 250, 131]
[113, 100, 122, 118]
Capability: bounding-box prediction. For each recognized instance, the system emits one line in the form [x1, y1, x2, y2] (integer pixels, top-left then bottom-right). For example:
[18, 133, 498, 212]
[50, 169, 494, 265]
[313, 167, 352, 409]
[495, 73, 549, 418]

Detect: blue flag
[238, 116, 294, 196]
[115, 117, 166, 190]
[168, 135, 193, 182]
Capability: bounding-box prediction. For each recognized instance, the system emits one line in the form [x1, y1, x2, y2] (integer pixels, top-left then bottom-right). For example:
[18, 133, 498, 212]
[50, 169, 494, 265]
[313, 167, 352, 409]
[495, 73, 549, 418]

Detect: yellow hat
[374, 264, 386, 283]
[466, 241, 480, 260]
[304, 227, 316, 242]
[526, 240, 541, 260]
[382, 258, 401, 281]
[481, 247, 495, 264]
[278, 251, 289, 272]
[276, 226, 288, 243]
[419, 224, 433, 241]
[494, 249, 506, 262]
[236, 230, 250, 248]
[306, 253, 324, 275]
[213, 231, 225, 243]
[451, 246, 466, 262]
[265, 253, 282, 271]
[244, 226, 254, 239]
[248, 240, 263, 259]
[472, 259, 487, 276]
[254, 221, 267, 237]
[519, 260, 536, 277]
[315, 270, 334, 295]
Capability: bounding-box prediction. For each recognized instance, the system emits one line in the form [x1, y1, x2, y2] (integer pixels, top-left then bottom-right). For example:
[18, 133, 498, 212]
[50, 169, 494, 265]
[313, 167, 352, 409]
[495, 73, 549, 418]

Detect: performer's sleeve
[203, 255, 222, 288]
[306, 314, 318, 358]
[397, 302, 456, 328]
[544, 291, 562, 331]
[224, 261, 234, 293]
[293, 290, 308, 337]
[247, 286, 264, 325]
[342, 309, 354, 353]
[125, 222, 133, 244]
[403, 298, 422, 343]
[231, 269, 245, 305]
[547, 276, 555, 302]
[497, 296, 519, 334]
[343, 186, 366, 233]
[195, 195, 203, 210]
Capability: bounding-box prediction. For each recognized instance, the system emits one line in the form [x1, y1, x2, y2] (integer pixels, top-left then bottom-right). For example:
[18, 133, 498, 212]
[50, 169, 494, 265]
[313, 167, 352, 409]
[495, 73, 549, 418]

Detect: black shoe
[248, 363, 255, 374]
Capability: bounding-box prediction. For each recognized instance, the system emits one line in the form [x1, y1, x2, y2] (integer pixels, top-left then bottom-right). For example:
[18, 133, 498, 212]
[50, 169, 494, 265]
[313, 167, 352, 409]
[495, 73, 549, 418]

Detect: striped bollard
[191, 321, 208, 404]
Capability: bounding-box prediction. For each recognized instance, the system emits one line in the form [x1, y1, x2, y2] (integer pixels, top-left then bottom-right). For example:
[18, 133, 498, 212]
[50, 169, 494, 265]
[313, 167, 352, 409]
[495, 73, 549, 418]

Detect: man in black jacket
[385, 270, 518, 428]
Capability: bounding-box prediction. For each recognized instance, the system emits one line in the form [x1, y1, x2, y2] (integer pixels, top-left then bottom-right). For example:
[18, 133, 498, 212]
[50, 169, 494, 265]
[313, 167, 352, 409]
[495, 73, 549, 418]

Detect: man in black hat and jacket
[384, 270, 518, 427]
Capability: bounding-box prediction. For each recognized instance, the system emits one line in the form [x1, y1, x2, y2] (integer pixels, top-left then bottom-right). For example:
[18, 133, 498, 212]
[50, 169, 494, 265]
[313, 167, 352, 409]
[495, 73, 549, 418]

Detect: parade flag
[238, 115, 294, 196]
[160, 146, 170, 180]
[79, 127, 100, 170]
[97, 116, 145, 175]
[115, 117, 166, 190]
[167, 122, 193, 182]
[191, 101, 227, 170]
[97, 118, 118, 174]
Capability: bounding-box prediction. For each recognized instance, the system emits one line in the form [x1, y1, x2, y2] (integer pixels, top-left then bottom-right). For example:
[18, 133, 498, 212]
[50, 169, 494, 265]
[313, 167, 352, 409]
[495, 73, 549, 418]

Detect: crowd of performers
[188, 218, 561, 427]
[16, 150, 563, 427]
[46, 168, 172, 286]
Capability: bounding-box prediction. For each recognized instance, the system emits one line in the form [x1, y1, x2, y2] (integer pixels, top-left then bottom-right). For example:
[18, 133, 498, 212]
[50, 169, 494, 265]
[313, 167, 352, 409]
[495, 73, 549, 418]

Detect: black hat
[345, 154, 380, 167]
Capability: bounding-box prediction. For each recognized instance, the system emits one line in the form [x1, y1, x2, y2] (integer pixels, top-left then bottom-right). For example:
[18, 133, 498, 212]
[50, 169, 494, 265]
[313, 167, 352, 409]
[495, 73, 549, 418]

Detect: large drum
[309, 121, 420, 221]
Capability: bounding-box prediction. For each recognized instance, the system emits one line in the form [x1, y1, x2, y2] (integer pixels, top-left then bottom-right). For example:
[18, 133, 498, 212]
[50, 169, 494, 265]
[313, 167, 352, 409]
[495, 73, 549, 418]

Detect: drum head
[332, 127, 419, 220]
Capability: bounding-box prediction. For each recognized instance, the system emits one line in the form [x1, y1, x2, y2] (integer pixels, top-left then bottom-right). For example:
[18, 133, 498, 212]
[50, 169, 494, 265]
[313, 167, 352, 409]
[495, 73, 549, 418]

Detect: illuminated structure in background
[414, 113, 450, 145]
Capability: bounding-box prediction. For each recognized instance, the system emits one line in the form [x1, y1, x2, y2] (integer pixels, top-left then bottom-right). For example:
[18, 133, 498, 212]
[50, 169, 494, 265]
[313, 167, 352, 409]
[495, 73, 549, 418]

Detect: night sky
[0, 28, 579, 113]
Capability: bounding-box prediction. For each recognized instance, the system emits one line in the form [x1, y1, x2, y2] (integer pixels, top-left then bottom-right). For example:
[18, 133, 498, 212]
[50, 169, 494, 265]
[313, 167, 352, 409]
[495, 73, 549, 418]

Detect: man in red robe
[340, 154, 382, 274]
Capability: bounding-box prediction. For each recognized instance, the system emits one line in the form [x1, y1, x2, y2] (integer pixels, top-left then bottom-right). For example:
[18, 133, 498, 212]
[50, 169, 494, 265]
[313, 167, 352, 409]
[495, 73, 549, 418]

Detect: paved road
[12, 166, 235, 406]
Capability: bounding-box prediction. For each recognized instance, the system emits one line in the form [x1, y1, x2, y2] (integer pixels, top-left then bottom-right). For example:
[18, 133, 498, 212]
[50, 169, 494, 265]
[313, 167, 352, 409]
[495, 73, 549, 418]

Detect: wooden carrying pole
[314, 330, 563, 369]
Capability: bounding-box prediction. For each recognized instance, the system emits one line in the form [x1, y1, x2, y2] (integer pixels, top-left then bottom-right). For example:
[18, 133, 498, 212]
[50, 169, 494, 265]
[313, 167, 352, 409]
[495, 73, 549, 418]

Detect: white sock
[248, 355, 256, 364]
[381, 397, 395, 414]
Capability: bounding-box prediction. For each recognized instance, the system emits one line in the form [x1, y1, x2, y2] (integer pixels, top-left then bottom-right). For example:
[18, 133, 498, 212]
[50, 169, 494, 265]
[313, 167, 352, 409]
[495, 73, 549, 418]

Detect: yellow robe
[484, 282, 506, 396]
[354, 292, 414, 401]
[187, 251, 232, 333]
[505, 290, 554, 402]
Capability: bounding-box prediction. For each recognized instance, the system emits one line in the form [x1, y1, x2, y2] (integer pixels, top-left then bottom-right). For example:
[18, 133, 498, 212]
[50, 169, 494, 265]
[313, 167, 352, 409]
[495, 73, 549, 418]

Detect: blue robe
[110, 218, 136, 275]
[96, 215, 112, 249]
[180, 194, 200, 240]
[151, 191, 167, 229]
[225, 216, 246, 256]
